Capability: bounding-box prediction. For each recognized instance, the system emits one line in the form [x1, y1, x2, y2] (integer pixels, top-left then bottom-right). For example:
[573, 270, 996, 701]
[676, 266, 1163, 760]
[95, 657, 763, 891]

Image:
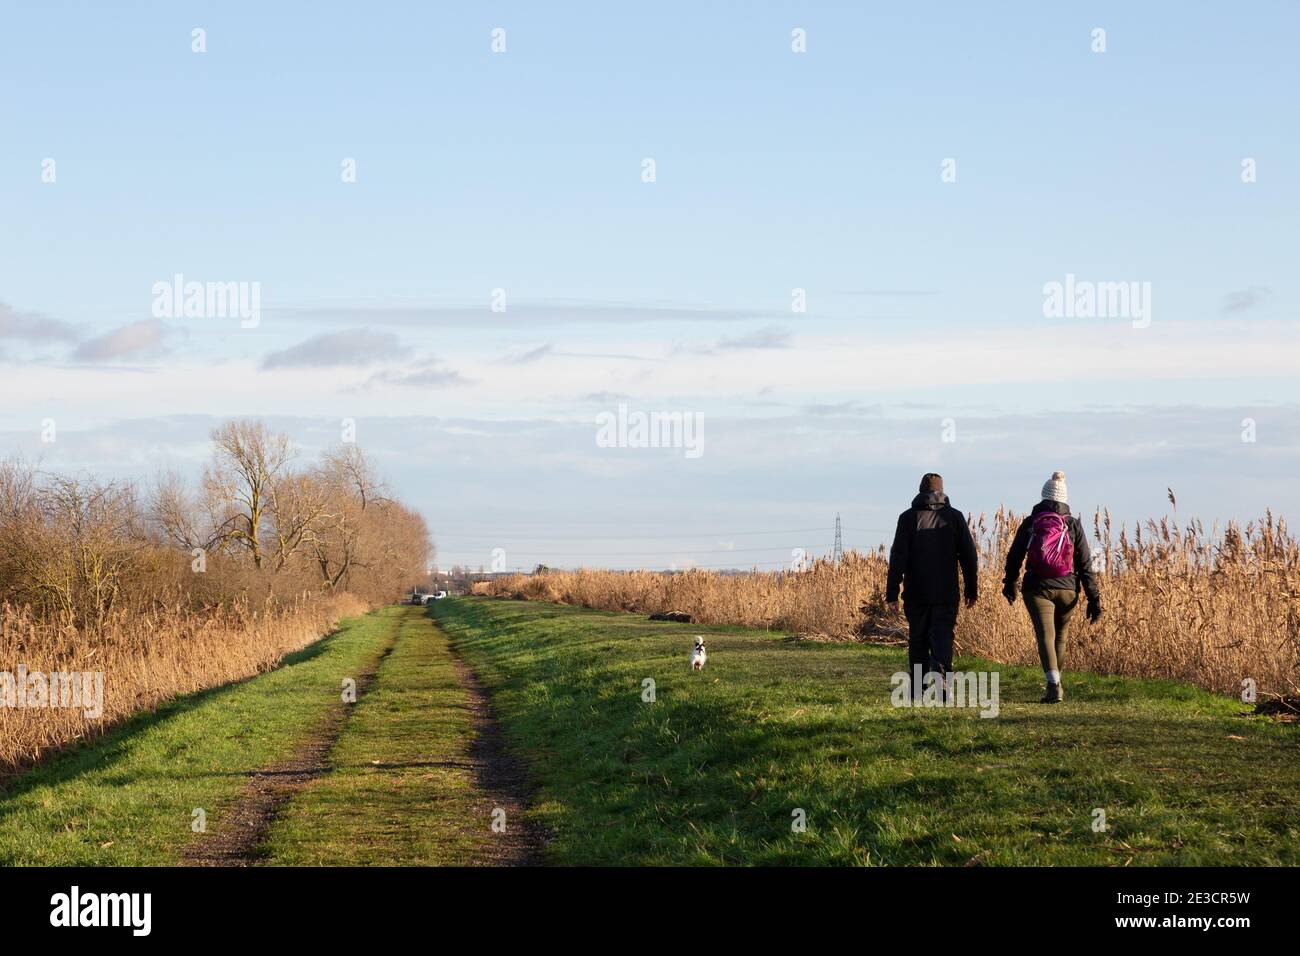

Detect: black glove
[1086, 598, 1103, 624]
[1002, 583, 1017, 605]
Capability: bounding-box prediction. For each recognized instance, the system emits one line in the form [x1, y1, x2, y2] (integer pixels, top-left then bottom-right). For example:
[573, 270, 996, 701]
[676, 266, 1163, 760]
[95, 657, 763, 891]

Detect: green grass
[434, 596, 1300, 866]
[4, 597, 1295, 867]
[261, 606, 491, 865]
[0, 607, 399, 866]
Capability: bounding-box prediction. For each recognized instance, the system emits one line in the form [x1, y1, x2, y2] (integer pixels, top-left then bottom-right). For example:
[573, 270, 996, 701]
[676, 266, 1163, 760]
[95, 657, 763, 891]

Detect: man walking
[886, 473, 979, 699]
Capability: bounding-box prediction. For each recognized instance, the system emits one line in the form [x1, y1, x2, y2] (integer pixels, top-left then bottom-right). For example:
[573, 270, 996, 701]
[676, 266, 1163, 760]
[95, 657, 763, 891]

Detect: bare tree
[202, 421, 296, 570]
[321, 444, 387, 512]
[309, 447, 382, 590]
[4, 424, 434, 617]
[151, 468, 210, 551]
[267, 470, 328, 572]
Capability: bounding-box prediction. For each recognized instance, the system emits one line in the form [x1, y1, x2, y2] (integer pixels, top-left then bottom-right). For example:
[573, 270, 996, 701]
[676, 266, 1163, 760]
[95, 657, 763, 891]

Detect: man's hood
[1032, 499, 1071, 516]
[912, 491, 950, 510]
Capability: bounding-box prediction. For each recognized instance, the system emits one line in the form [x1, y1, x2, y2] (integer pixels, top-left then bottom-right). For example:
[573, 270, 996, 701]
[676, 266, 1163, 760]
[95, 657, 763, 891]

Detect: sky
[2, 1, 1298, 571]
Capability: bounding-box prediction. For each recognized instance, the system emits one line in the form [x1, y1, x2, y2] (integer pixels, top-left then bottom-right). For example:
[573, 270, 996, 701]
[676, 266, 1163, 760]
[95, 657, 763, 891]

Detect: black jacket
[1002, 500, 1101, 601]
[886, 492, 979, 606]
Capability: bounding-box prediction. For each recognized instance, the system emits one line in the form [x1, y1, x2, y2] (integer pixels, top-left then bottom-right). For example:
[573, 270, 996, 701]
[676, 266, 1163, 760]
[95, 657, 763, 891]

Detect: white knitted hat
[1041, 470, 1068, 504]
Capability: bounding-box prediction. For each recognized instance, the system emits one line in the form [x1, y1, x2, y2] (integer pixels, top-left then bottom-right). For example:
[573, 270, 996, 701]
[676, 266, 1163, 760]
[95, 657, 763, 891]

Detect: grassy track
[3, 597, 1295, 867]
[434, 597, 1300, 866]
[261, 606, 495, 865]
[0, 608, 399, 866]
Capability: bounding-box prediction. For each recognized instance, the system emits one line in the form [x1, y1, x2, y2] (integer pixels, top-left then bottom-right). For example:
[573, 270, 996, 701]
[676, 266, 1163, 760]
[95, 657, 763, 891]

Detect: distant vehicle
[408, 591, 449, 605]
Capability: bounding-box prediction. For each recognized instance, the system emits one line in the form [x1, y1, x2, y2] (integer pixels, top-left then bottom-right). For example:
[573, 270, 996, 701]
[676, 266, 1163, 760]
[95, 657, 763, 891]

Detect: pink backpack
[1028, 512, 1074, 577]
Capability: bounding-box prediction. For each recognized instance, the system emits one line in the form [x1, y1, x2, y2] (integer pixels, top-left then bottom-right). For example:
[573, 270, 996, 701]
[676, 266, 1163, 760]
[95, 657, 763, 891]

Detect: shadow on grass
[438, 598, 1300, 864]
[0, 629, 343, 810]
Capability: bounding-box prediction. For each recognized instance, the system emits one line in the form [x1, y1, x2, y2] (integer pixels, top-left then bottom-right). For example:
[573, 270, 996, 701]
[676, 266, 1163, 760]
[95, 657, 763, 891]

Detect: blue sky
[2, 2, 1298, 570]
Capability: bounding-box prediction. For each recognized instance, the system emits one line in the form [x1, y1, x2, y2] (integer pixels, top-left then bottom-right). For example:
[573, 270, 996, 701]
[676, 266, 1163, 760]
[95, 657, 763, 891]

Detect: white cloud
[71, 319, 171, 361]
[272, 300, 786, 329]
[715, 325, 792, 351]
[262, 329, 402, 369]
[1222, 287, 1272, 313]
[359, 359, 472, 389]
[0, 301, 78, 342]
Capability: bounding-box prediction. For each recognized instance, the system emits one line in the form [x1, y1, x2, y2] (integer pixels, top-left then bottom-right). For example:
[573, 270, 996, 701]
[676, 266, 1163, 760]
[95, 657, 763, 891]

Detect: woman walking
[1002, 471, 1103, 703]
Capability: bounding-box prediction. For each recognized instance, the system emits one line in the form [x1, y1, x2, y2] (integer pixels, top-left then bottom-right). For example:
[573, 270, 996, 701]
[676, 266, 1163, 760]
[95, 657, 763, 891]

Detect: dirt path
[451, 658, 548, 866]
[181, 633, 397, 867]
[182, 607, 544, 866]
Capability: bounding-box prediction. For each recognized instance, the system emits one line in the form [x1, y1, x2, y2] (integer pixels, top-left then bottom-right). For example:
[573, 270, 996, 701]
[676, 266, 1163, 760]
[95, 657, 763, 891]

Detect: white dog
[690, 636, 707, 671]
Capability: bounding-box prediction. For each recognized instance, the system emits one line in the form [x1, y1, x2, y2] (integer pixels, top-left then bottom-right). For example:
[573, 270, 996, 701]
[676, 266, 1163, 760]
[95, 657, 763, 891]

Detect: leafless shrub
[0, 421, 431, 776]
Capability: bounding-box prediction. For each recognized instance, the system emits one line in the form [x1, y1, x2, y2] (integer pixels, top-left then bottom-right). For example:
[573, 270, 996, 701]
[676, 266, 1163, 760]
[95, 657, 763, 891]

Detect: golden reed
[475, 508, 1298, 702]
[0, 593, 367, 777]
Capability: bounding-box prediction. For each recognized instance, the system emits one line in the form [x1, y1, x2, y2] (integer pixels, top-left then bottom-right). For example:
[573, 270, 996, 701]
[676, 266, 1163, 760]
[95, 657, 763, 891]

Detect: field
[0, 593, 366, 777]
[436, 598, 1298, 865]
[474, 507, 1300, 702]
[4, 598, 1294, 866]
[0, 607, 397, 865]
[0, 606, 518, 866]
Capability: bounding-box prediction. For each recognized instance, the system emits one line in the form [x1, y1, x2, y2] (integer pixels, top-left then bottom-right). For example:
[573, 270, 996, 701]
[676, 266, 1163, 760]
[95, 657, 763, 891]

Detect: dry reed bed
[475, 509, 1300, 700]
[0, 593, 367, 777]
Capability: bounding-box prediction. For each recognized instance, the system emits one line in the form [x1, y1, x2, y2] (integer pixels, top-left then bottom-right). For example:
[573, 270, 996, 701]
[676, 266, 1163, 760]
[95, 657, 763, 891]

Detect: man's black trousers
[905, 602, 957, 694]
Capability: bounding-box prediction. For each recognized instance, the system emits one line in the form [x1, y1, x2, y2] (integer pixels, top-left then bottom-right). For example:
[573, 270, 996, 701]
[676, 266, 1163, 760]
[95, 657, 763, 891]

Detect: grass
[261, 606, 491, 865]
[434, 596, 1300, 866]
[0, 592, 370, 776]
[3, 597, 1294, 867]
[0, 607, 397, 866]
[474, 506, 1300, 700]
